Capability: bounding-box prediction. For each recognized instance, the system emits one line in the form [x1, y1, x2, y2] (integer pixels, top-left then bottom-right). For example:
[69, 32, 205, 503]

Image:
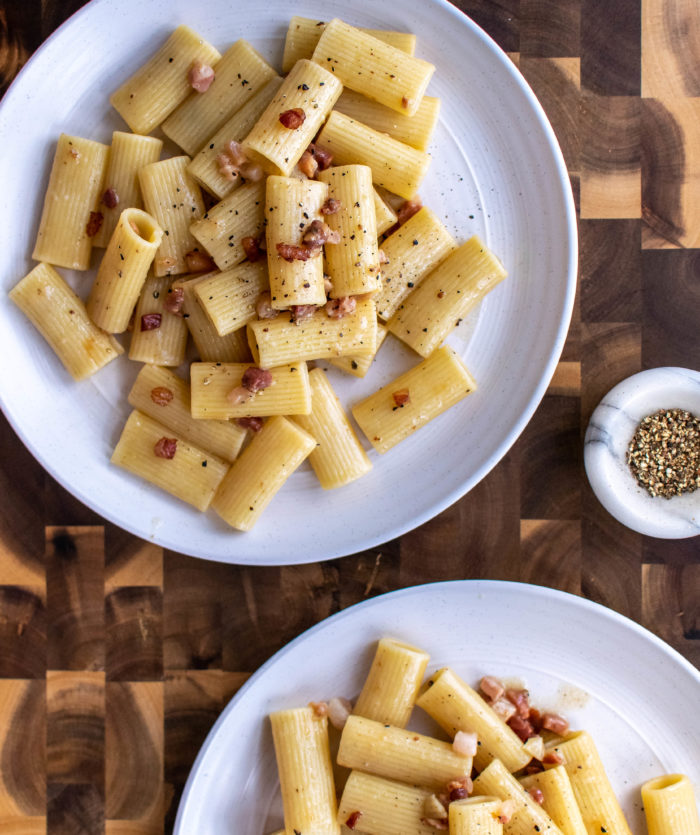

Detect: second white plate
[175, 580, 700, 833]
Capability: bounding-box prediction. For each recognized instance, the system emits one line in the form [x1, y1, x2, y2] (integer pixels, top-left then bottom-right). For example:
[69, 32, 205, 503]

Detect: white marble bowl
[584, 367, 700, 538]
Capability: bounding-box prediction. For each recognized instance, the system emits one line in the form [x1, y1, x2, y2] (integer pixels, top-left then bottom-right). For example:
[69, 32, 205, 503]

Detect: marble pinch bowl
[584, 367, 700, 539]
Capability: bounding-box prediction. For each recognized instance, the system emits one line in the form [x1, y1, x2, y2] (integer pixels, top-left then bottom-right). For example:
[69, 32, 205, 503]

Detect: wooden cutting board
[0, 1, 698, 832]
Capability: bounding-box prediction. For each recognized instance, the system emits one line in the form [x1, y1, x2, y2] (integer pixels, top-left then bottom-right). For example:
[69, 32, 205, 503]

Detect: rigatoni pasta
[127, 365, 246, 463]
[265, 175, 328, 309]
[111, 410, 229, 512]
[315, 111, 430, 199]
[128, 275, 188, 366]
[449, 797, 504, 835]
[337, 715, 472, 791]
[353, 638, 429, 728]
[190, 362, 311, 419]
[316, 165, 380, 297]
[311, 19, 434, 116]
[327, 323, 388, 378]
[92, 131, 163, 248]
[415, 666, 530, 773]
[545, 732, 633, 835]
[193, 260, 269, 336]
[375, 206, 457, 321]
[162, 39, 277, 155]
[388, 234, 507, 357]
[32, 133, 109, 270]
[282, 16, 416, 73]
[187, 76, 283, 200]
[189, 180, 266, 272]
[334, 88, 440, 151]
[264, 635, 698, 835]
[352, 346, 477, 454]
[248, 298, 377, 367]
[270, 707, 340, 835]
[110, 25, 221, 134]
[472, 759, 563, 835]
[242, 59, 342, 176]
[22, 16, 514, 534]
[292, 367, 371, 488]
[139, 155, 205, 277]
[641, 774, 700, 835]
[9, 263, 123, 380]
[171, 274, 252, 363]
[86, 207, 163, 333]
[211, 415, 315, 531]
[336, 771, 435, 835]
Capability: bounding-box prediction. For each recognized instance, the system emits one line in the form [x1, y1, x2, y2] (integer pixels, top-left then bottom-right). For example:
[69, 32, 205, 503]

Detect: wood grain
[580, 93, 641, 218]
[581, 0, 641, 95]
[46, 528, 104, 672]
[0, 2, 699, 832]
[46, 672, 104, 787]
[581, 219, 642, 322]
[642, 0, 700, 97]
[106, 588, 163, 682]
[0, 680, 45, 816]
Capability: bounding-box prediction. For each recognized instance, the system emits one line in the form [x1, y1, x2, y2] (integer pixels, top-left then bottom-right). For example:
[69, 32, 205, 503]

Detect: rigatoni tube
[641, 774, 700, 835]
[336, 771, 435, 835]
[189, 180, 266, 272]
[110, 25, 221, 135]
[520, 766, 587, 835]
[270, 707, 340, 835]
[545, 731, 633, 835]
[282, 16, 416, 73]
[415, 666, 530, 773]
[247, 298, 377, 368]
[211, 416, 315, 531]
[335, 88, 441, 152]
[317, 165, 380, 297]
[171, 274, 251, 363]
[337, 715, 471, 791]
[472, 759, 563, 835]
[449, 797, 504, 835]
[292, 367, 371, 489]
[128, 275, 188, 366]
[127, 364, 246, 463]
[352, 346, 477, 455]
[353, 638, 429, 728]
[187, 76, 283, 200]
[193, 260, 269, 336]
[327, 323, 389, 378]
[139, 155, 205, 277]
[265, 175, 328, 309]
[311, 19, 434, 116]
[375, 206, 457, 322]
[242, 59, 342, 177]
[388, 234, 507, 357]
[93, 131, 163, 248]
[315, 111, 430, 200]
[32, 134, 109, 270]
[9, 263, 123, 381]
[190, 362, 311, 419]
[162, 39, 277, 155]
[87, 207, 163, 333]
[111, 410, 229, 512]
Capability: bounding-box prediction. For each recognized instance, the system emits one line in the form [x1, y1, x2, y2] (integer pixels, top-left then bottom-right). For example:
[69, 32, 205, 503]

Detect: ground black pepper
[626, 409, 700, 498]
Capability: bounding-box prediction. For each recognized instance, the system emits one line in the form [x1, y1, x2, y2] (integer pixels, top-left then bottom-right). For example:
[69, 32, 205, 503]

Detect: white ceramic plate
[174, 580, 700, 833]
[0, 0, 576, 564]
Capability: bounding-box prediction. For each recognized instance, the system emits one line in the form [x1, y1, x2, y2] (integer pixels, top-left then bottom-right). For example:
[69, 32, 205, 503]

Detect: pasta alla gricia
[13, 15, 508, 532]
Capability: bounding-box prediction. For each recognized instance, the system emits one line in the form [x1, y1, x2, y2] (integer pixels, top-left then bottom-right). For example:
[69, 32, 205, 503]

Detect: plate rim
[174, 578, 700, 831]
[0, 0, 578, 565]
